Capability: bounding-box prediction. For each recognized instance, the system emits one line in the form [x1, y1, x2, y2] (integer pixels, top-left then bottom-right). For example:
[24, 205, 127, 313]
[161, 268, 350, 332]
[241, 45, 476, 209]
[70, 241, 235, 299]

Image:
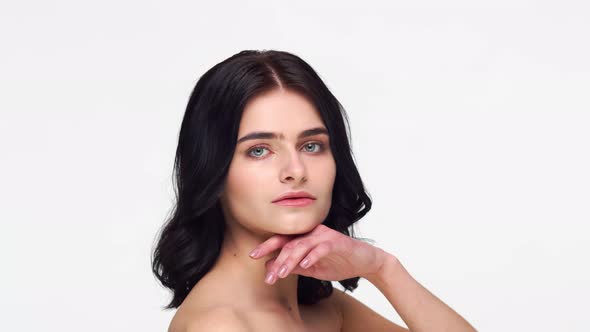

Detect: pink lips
[273, 197, 315, 207]
[272, 191, 316, 207]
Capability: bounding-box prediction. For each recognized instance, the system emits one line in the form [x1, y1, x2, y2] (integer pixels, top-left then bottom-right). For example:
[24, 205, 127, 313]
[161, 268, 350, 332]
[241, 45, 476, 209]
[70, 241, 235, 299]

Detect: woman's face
[220, 88, 336, 236]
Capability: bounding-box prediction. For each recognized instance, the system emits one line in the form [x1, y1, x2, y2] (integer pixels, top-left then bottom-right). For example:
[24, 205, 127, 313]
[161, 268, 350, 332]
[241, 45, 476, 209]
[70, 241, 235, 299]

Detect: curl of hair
[151, 49, 373, 309]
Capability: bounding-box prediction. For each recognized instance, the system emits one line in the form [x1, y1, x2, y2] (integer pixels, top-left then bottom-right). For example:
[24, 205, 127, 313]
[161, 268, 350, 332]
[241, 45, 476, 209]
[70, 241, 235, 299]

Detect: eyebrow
[237, 127, 329, 144]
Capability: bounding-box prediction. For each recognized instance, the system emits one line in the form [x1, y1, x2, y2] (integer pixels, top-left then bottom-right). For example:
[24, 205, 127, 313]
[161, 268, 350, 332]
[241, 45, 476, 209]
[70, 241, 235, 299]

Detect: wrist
[363, 248, 400, 284]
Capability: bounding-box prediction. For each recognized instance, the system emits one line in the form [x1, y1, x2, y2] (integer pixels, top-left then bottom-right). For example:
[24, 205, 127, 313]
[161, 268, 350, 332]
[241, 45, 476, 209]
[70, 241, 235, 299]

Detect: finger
[288, 261, 317, 278]
[263, 246, 323, 280]
[274, 239, 315, 279]
[264, 257, 277, 270]
[249, 234, 292, 259]
[298, 241, 332, 270]
[276, 242, 332, 280]
[266, 239, 307, 282]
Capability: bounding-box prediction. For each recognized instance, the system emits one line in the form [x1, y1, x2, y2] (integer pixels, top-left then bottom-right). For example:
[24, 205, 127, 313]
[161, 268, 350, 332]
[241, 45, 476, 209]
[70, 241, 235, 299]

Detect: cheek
[226, 168, 265, 206]
[316, 158, 336, 215]
[223, 163, 273, 220]
[315, 157, 336, 188]
[222, 156, 336, 233]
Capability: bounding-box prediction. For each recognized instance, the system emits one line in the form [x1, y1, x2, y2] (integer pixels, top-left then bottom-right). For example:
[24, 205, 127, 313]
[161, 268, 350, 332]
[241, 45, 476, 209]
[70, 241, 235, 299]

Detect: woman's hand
[248, 224, 390, 285]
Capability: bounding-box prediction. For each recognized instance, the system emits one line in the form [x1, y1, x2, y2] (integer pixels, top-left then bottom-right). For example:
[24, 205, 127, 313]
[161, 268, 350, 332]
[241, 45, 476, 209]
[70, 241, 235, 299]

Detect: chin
[276, 216, 323, 235]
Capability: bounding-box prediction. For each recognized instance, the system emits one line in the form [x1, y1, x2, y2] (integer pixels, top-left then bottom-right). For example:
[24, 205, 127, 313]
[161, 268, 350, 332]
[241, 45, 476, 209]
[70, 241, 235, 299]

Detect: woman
[151, 50, 477, 332]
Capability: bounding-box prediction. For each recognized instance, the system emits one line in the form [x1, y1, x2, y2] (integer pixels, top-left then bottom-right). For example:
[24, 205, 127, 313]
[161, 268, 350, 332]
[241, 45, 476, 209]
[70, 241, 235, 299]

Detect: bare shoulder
[168, 306, 252, 332]
[329, 288, 409, 332]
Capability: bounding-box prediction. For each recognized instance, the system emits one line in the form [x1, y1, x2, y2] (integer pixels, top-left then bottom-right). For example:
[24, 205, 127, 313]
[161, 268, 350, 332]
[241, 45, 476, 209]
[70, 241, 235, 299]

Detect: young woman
[151, 50, 477, 332]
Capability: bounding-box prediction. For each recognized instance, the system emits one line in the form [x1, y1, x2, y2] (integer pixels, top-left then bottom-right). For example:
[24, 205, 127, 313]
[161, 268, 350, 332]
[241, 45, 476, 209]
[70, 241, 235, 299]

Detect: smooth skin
[174, 88, 476, 331]
[249, 224, 477, 332]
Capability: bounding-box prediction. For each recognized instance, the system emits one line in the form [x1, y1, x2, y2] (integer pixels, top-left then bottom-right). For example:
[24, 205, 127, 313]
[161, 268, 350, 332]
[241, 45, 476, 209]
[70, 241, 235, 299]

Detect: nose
[279, 149, 307, 184]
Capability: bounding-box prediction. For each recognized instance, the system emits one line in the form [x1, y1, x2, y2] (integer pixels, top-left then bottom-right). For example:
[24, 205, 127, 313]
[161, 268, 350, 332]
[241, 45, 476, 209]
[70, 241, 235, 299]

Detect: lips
[273, 197, 314, 207]
[272, 191, 316, 203]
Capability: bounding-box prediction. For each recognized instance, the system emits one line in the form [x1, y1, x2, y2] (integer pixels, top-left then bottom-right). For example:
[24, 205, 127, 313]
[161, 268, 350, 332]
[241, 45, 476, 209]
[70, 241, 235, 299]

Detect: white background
[1, 1, 589, 331]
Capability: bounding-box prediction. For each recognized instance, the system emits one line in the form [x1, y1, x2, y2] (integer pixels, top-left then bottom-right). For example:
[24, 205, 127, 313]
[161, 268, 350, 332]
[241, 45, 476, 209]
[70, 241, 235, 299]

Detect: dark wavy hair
[151, 49, 373, 310]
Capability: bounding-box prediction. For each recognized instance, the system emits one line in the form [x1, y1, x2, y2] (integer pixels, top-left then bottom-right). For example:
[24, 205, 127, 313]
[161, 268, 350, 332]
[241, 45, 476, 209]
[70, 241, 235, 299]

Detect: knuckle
[318, 241, 332, 252]
[285, 256, 297, 266]
[277, 250, 291, 263]
[284, 242, 297, 249]
[286, 239, 307, 249]
[295, 240, 308, 248]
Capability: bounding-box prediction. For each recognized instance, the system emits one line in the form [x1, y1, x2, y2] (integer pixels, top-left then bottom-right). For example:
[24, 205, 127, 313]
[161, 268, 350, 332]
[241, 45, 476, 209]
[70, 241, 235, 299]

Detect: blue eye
[303, 142, 322, 152]
[248, 146, 269, 158]
[246, 142, 325, 159]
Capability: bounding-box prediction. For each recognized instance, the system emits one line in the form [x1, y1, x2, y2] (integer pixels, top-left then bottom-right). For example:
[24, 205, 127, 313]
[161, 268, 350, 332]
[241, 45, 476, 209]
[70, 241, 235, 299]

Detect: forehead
[238, 89, 324, 135]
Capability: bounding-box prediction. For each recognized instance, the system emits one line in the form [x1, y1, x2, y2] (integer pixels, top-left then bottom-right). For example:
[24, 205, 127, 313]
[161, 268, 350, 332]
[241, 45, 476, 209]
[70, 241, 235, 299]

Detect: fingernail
[265, 272, 275, 284]
[300, 257, 310, 268]
[278, 265, 288, 278]
[249, 248, 260, 258]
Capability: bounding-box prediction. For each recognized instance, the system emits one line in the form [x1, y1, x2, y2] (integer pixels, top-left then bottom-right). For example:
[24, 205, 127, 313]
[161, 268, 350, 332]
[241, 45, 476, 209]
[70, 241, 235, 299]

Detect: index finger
[249, 234, 293, 259]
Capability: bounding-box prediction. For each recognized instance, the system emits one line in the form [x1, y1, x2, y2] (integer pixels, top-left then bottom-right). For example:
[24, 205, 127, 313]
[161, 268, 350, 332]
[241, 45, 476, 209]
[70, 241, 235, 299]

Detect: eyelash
[246, 142, 326, 159]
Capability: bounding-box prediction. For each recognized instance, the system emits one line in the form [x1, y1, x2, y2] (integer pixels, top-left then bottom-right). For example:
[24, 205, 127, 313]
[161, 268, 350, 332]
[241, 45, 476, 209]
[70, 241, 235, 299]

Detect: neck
[211, 223, 304, 323]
